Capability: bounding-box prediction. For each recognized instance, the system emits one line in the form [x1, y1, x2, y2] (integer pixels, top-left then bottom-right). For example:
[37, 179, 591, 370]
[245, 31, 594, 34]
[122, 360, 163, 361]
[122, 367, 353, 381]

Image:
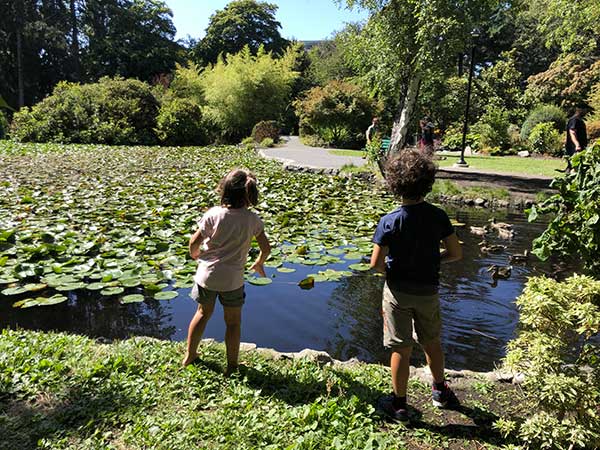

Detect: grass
[429, 179, 511, 201]
[0, 329, 529, 450]
[329, 149, 365, 157]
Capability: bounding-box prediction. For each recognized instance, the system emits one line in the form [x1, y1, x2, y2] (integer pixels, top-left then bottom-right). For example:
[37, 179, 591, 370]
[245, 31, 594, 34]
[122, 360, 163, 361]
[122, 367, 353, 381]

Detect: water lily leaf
[86, 282, 106, 291]
[298, 277, 315, 290]
[56, 282, 86, 291]
[121, 294, 145, 304]
[295, 245, 308, 255]
[173, 281, 194, 289]
[348, 263, 371, 272]
[154, 291, 178, 300]
[248, 277, 272, 286]
[276, 267, 296, 273]
[326, 248, 345, 255]
[24, 283, 47, 292]
[13, 294, 68, 308]
[120, 278, 141, 288]
[1, 286, 28, 296]
[100, 287, 124, 296]
[0, 277, 18, 285]
[344, 252, 364, 260]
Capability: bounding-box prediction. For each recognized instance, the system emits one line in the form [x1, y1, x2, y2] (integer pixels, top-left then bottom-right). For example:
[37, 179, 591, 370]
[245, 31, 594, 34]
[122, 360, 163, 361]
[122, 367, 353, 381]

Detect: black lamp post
[455, 30, 479, 168]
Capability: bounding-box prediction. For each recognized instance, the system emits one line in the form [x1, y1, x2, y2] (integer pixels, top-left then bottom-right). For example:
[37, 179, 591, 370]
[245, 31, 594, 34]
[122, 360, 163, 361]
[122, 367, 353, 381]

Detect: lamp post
[454, 30, 479, 168]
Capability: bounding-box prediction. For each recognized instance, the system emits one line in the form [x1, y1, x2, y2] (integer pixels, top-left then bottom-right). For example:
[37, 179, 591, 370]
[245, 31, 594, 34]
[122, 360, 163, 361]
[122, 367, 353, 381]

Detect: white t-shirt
[193, 206, 264, 292]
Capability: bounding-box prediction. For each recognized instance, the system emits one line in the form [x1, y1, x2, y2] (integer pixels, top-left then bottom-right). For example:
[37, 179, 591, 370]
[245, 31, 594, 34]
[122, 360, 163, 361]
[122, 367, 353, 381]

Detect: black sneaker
[376, 394, 409, 422]
[432, 383, 460, 409]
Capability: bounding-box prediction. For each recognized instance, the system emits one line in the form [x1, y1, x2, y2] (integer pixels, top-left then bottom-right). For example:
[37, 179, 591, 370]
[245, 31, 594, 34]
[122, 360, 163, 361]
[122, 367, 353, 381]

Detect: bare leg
[223, 306, 242, 372]
[182, 302, 215, 366]
[422, 339, 445, 383]
[390, 346, 413, 397]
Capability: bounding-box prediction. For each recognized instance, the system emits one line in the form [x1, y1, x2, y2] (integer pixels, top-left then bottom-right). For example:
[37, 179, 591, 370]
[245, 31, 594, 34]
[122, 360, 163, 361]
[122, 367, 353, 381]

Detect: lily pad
[247, 277, 273, 286]
[13, 294, 68, 308]
[86, 282, 106, 291]
[344, 252, 364, 260]
[298, 277, 315, 290]
[276, 267, 296, 273]
[100, 286, 125, 296]
[56, 282, 86, 291]
[154, 291, 178, 300]
[1, 286, 28, 296]
[0, 277, 18, 285]
[121, 294, 145, 304]
[348, 263, 371, 272]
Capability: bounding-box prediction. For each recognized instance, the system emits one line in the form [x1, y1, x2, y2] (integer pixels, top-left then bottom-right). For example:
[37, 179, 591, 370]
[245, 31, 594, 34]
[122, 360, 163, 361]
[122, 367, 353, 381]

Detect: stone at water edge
[517, 150, 530, 158]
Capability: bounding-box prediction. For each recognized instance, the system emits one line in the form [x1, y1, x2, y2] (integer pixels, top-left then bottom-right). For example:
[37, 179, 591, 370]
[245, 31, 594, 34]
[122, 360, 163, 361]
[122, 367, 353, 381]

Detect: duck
[469, 225, 489, 236]
[488, 217, 513, 231]
[478, 240, 507, 254]
[487, 264, 512, 280]
[496, 227, 515, 240]
[509, 249, 530, 263]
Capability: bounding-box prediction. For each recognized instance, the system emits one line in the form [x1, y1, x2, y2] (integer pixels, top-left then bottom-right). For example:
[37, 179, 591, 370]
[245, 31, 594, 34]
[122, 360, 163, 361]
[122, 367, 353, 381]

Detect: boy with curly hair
[370, 149, 463, 422]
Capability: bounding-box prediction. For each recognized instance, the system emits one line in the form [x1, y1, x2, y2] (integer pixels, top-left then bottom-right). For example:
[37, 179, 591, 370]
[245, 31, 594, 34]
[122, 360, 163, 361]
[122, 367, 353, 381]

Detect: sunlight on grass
[437, 154, 564, 177]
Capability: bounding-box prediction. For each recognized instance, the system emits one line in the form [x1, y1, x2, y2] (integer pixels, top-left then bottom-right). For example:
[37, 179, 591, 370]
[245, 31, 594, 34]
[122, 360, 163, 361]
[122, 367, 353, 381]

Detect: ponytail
[218, 169, 259, 208]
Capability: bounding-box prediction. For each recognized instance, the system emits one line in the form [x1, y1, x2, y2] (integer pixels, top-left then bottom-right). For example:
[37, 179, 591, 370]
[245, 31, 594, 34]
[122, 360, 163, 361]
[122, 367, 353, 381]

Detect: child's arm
[249, 231, 271, 277]
[189, 228, 204, 260]
[440, 232, 462, 263]
[370, 244, 389, 273]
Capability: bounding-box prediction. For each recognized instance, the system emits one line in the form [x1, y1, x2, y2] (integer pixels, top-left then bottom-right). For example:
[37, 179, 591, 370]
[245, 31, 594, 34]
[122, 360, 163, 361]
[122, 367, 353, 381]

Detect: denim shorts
[382, 282, 441, 348]
[190, 283, 245, 307]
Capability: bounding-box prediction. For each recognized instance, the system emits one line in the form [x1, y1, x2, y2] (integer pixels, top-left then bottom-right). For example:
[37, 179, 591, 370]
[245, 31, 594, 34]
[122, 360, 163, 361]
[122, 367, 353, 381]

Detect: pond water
[0, 205, 553, 372]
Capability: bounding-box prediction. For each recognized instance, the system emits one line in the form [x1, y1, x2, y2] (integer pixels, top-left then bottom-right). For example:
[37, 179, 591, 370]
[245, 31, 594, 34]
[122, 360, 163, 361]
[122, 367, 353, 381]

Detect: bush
[0, 111, 8, 140]
[472, 105, 511, 153]
[520, 104, 566, 141]
[155, 98, 206, 146]
[241, 136, 255, 145]
[587, 119, 600, 143]
[260, 137, 275, 148]
[252, 120, 280, 143]
[294, 80, 379, 149]
[10, 77, 159, 145]
[497, 274, 600, 450]
[440, 127, 480, 152]
[527, 122, 563, 156]
[529, 142, 600, 275]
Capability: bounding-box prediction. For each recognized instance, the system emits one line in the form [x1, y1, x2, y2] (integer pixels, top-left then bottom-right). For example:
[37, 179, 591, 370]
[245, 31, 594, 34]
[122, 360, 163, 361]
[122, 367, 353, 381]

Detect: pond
[0, 144, 554, 372]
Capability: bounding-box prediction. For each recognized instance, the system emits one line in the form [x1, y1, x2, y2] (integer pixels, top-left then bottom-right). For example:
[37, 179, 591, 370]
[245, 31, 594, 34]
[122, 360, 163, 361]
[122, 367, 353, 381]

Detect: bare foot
[225, 364, 239, 377]
[182, 353, 199, 367]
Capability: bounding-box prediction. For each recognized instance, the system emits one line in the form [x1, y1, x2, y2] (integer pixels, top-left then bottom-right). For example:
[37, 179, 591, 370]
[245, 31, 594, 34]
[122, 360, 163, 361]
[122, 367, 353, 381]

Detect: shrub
[294, 80, 379, 149]
[587, 119, 600, 143]
[260, 137, 275, 148]
[10, 77, 159, 145]
[529, 142, 600, 275]
[241, 136, 255, 145]
[527, 122, 563, 156]
[0, 111, 8, 140]
[472, 105, 511, 153]
[520, 104, 566, 141]
[252, 120, 280, 143]
[155, 98, 206, 146]
[440, 127, 480, 152]
[497, 274, 600, 450]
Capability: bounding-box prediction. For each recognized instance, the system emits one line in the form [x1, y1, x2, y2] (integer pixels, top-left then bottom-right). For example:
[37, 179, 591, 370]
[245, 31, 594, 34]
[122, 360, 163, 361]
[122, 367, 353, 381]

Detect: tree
[343, 0, 497, 151]
[192, 0, 288, 66]
[307, 27, 357, 86]
[200, 46, 298, 142]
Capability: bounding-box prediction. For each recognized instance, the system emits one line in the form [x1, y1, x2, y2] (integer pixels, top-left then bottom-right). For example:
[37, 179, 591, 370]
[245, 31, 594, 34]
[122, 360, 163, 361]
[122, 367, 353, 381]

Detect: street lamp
[454, 29, 480, 168]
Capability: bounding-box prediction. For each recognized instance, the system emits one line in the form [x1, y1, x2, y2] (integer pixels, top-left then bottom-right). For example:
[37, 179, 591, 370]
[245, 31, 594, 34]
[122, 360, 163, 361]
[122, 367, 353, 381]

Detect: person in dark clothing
[419, 116, 435, 157]
[564, 107, 588, 172]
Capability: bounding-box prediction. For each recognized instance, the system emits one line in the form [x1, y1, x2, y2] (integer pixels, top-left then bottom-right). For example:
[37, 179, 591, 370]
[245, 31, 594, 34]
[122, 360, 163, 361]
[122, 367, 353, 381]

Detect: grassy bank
[0, 330, 528, 450]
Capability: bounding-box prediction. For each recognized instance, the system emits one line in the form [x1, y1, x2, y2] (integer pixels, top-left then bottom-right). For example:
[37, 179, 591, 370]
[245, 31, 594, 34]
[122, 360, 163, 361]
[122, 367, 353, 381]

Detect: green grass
[429, 179, 511, 201]
[437, 154, 564, 177]
[0, 330, 529, 450]
[329, 149, 365, 157]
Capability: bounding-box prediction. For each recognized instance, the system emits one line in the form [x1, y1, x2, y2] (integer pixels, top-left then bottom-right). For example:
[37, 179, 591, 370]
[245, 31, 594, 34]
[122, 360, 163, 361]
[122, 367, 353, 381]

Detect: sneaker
[432, 383, 460, 409]
[376, 394, 409, 422]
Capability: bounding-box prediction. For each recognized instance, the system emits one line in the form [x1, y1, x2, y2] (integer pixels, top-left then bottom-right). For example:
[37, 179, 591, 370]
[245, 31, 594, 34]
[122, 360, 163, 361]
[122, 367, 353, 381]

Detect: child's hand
[250, 261, 266, 277]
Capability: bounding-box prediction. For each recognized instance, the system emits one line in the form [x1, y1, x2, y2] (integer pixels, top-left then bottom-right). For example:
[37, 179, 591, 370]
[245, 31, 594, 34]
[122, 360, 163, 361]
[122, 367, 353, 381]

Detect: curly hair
[218, 169, 259, 208]
[384, 150, 437, 200]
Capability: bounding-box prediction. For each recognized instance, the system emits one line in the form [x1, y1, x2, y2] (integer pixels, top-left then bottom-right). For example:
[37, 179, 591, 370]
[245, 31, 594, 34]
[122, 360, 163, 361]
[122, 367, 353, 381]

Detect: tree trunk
[389, 74, 421, 153]
[16, 0, 25, 108]
[70, 0, 80, 80]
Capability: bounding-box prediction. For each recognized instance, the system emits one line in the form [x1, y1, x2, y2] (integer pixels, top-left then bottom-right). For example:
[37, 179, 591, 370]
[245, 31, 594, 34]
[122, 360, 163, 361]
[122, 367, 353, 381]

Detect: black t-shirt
[565, 116, 587, 154]
[372, 202, 454, 294]
[421, 122, 435, 144]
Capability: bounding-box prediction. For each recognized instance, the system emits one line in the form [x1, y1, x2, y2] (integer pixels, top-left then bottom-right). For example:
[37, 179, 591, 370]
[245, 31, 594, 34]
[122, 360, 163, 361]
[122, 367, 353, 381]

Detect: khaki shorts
[191, 284, 245, 308]
[382, 282, 441, 348]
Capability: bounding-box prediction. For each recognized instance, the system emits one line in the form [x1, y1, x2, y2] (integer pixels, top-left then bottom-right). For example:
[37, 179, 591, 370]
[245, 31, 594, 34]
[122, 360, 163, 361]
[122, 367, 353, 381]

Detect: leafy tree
[192, 0, 288, 65]
[155, 98, 206, 146]
[294, 80, 379, 148]
[200, 46, 298, 142]
[307, 28, 358, 86]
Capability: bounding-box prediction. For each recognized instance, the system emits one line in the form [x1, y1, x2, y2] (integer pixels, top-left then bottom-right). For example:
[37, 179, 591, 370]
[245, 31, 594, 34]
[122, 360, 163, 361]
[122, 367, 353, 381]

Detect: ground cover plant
[0, 329, 529, 450]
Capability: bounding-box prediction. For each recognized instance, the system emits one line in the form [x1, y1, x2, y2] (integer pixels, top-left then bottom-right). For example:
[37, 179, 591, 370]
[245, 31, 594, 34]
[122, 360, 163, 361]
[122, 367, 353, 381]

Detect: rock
[525, 200, 534, 208]
[497, 199, 510, 208]
[464, 198, 475, 206]
[513, 372, 526, 384]
[474, 198, 486, 207]
[295, 348, 334, 364]
[517, 150, 530, 158]
[451, 195, 462, 203]
[239, 342, 257, 352]
[201, 338, 215, 344]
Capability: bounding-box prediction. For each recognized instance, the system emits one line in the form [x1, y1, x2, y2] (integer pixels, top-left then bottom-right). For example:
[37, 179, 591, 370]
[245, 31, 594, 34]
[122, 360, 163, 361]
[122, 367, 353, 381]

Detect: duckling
[469, 225, 489, 236]
[488, 217, 513, 231]
[478, 240, 507, 254]
[509, 249, 530, 263]
[487, 264, 512, 280]
[496, 227, 515, 240]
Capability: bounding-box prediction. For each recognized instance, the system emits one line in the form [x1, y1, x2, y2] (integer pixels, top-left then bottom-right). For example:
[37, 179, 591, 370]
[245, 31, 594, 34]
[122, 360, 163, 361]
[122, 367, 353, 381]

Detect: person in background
[419, 116, 435, 157]
[370, 149, 463, 422]
[366, 117, 381, 145]
[183, 169, 271, 375]
[564, 106, 588, 172]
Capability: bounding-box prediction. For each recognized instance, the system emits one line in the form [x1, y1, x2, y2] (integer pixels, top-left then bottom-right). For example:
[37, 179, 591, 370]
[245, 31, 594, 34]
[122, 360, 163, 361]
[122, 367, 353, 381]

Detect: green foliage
[472, 105, 512, 153]
[441, 126, 480, 152]
[252, 120, 280, 143]
[527, 122, 563, 156]
[0, 110, 8, 140]
[260, 137, 274, 148]
[168, 62, 205, 106]
[589, 82, 600, 120]
[587, 120, 600, 143]
[155, 98, 205, 146]
[192, 0, 289, 65]
[10, 77, 159, 145]
[501, 274, 600, 450]
[520, 104, 567, 141]
[201, 46, 298, 142]
[529, 142, 600, 274]
[295, 80, 378, 149]
[307, 32, 356, 86]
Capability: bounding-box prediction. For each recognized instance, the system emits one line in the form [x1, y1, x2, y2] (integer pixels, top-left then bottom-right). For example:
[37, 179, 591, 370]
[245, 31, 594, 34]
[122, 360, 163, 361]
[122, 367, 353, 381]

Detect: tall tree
[192, 0, 289, 66]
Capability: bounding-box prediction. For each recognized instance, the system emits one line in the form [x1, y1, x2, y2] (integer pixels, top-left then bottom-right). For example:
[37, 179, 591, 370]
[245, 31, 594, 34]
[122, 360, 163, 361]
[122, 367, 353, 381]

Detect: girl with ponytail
[183, 169, 271, 374]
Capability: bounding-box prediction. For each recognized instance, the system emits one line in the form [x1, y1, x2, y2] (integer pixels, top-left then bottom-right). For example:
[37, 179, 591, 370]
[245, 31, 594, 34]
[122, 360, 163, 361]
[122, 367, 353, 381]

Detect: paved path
[259, 136, 366, 169]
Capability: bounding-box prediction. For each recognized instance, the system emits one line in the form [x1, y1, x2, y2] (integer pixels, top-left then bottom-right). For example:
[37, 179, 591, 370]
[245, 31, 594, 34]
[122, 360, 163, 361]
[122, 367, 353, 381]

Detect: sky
[164, 0, 369, 41]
